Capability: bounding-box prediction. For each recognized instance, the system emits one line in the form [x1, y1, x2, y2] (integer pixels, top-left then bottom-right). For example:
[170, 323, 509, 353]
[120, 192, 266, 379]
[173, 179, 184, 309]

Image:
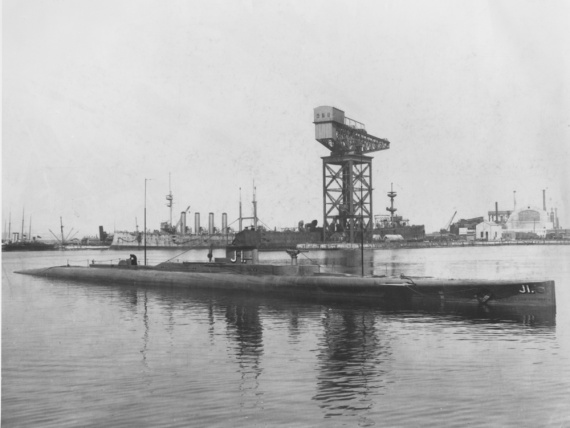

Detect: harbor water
[2, 245, 570, 427]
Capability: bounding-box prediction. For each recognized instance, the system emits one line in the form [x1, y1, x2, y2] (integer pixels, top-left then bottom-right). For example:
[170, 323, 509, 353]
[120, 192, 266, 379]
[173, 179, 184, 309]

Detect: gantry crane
[314, 106, 390, 243]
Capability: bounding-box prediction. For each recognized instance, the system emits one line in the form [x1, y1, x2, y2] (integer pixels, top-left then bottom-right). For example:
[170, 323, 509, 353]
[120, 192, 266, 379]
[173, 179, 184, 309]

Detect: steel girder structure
[318, 123, 390, 155]
[322, 154, 373, 243]
[314, 106, 391, 243]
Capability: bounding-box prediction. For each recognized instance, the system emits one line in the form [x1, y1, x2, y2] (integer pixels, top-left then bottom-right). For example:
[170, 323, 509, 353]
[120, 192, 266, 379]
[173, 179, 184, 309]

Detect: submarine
[16, 246, 556, 309]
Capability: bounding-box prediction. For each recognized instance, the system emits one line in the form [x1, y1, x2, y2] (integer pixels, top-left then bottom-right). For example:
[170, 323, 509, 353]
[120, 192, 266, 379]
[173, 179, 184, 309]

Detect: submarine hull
[16, 265, 556, 308]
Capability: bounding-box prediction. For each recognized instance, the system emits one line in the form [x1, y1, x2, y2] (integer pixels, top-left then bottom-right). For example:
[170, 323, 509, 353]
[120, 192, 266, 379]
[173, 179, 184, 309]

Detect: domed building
[504, 206, 554, 237]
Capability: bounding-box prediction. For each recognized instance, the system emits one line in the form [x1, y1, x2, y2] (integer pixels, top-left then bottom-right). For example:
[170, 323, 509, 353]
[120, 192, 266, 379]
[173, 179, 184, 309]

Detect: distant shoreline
[298, 240, 570, 250]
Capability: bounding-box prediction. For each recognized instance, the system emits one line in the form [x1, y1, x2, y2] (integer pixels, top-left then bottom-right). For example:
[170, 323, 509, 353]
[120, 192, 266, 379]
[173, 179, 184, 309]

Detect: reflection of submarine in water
[17, 244, 556, 311]
[118, 285, 555, 372]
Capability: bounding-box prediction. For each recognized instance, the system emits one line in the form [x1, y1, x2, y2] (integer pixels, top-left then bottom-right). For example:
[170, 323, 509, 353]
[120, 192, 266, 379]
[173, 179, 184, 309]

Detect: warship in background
[110, 184, 322, 250]
[111, 179, 426, 251]
[372, 184, 425, 241]
[111, 175, 234, 250]
[111, 205, 234, 250]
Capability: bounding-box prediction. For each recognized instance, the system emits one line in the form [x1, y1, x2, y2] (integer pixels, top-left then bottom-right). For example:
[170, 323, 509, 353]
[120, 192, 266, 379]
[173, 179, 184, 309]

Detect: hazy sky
[3, 0, 569, 239]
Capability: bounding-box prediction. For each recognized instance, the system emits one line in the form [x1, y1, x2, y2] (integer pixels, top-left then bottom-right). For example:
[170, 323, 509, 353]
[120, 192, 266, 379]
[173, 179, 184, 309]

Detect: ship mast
[144, 178, 150, 266]
[60, 217, 65, 245]
[386, 183, 397, 223]
[166, 173, 173, 229]
[237, 184, 259, 230]
[253, 182, 258, 230]
[239, 188, 243, 232]
[21, 208, 25, 242]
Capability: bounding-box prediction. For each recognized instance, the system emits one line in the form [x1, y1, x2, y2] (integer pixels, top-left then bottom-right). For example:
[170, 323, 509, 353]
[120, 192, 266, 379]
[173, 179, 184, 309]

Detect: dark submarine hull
[16, 262, 556, 309]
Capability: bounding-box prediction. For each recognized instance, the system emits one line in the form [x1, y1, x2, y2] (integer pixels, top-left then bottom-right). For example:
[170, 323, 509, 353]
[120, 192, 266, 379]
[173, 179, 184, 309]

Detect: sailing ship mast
[60, 217, 65, 245]
[21, 208, 25, 242]
[48, 217, 77, 247]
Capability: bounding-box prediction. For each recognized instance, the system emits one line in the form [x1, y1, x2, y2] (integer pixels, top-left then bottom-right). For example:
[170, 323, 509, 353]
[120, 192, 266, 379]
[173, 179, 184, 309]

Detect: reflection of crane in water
[224, 302, 264, 410]
[313, 307, 390, 418]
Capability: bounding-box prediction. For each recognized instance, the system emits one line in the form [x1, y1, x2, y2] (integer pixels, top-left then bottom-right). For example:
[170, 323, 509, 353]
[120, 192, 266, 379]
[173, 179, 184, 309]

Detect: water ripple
[3, 248, 570, 426]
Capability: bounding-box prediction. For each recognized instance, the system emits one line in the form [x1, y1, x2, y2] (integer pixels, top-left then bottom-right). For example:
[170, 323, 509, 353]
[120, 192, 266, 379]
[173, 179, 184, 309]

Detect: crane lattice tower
[314, 106, 390, 243]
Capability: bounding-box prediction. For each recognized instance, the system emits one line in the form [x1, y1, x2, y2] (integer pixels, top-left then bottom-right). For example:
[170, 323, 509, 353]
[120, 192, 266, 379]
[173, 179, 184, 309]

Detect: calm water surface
[2, 246, 570, 427]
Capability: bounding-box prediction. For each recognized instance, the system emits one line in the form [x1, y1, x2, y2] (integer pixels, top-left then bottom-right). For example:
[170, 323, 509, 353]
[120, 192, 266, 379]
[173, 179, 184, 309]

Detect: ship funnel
[209, 213, 214, 235]
[180, 212, 187, 235]
[195, 213, 200, 235]
[222, 213, 228, 234]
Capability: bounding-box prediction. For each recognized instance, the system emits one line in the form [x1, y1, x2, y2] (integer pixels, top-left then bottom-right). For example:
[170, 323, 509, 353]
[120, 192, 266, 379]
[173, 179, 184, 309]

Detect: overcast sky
[3, 0, 569, 239]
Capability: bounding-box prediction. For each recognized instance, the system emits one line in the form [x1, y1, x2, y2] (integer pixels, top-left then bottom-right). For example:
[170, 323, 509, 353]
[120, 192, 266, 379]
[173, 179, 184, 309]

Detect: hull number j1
[519, 284, 535, 294]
